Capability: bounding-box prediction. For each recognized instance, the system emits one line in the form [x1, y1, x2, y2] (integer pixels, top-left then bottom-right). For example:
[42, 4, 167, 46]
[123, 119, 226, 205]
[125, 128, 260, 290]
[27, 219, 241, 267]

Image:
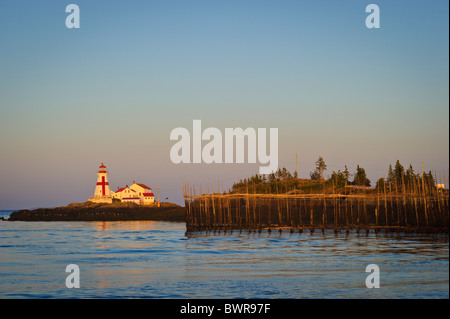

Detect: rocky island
[8, 201, 186, 222]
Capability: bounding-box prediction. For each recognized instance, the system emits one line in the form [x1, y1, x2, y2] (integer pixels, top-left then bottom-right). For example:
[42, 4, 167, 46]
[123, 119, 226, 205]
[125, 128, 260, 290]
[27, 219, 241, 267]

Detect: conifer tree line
[231, 157, 440, 194]
[375, 160, 436, 193]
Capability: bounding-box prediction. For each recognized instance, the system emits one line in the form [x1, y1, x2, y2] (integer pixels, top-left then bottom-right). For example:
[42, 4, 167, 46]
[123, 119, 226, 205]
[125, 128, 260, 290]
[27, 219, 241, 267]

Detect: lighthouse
[88, 163, 113, 203]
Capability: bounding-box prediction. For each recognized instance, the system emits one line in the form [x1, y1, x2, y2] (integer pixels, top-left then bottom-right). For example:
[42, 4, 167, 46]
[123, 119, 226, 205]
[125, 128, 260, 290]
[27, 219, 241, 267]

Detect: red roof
[135, 183, 152, 190]
[99, 163, 106, 168]
[115, 187, 135, 193]
[143, 193, 154, 197]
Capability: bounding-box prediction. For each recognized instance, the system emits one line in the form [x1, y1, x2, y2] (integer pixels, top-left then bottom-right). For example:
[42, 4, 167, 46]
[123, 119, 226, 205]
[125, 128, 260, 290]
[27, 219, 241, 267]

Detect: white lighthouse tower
[88, 163, 113, 204]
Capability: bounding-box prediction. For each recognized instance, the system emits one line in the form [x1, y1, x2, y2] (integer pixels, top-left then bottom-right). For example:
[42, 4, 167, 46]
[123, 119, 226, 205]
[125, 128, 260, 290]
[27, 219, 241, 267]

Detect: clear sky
[0, 0, 448, 209]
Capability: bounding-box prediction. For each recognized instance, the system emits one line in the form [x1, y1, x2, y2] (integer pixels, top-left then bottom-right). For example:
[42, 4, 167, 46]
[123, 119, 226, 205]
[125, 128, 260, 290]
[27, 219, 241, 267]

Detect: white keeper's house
[111, 182, 155, 205]
[88, 163, 155, 205]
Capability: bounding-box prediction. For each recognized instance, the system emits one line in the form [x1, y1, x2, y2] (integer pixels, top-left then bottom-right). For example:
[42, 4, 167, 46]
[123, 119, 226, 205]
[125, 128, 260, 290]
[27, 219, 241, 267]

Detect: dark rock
[8, 202, 186, 222]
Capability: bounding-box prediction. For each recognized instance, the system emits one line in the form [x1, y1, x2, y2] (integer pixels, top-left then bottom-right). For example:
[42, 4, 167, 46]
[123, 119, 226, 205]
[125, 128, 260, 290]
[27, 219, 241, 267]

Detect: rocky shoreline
[7, 201, 186, 222]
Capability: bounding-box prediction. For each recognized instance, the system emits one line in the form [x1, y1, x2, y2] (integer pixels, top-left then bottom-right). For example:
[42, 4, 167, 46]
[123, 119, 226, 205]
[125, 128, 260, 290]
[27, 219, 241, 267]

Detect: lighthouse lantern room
[88, 163, 113, 204]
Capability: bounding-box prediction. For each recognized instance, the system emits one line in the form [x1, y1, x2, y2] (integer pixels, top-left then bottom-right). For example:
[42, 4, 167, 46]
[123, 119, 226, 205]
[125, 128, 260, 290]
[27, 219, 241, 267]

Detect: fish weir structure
[183, 184, 449, 234]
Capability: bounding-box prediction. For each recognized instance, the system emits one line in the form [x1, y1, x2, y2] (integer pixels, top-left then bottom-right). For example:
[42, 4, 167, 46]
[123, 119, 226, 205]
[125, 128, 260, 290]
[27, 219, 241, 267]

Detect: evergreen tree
[276, 168, 282, 181]
[286, 170, 293, 180]
[424, 171, 435, 189]
[387, 164, 394, 184]
[269, 173, 276, 183]
[311, 156, 327, 183]
[405, 164, 415, 190]
[281, 167, 288, 180]
[393, 160, 405, 187]
[353, 165, 371, 186]
[343, 165, 350, 185]
[376, 177, 385, 191]
[310, 170, 319, 181]
[330, 170, 347, 187]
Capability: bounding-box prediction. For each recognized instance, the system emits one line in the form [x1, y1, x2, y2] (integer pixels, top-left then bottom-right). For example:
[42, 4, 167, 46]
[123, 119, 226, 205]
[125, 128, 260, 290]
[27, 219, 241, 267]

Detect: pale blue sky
[0, 0, 448, 209]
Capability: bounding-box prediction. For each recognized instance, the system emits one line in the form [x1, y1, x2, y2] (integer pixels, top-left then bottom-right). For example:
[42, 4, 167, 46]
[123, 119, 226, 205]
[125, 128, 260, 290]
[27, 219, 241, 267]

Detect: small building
[112, 185, 135, 199]
[112, 183, 155, 205]
[130, 181, 155, 205]
[142, 192, 155, 205]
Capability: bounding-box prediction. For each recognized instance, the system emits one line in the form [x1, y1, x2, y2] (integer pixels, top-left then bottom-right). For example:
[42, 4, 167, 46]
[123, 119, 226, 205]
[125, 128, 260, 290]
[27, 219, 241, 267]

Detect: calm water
[0, 210, 448, 299]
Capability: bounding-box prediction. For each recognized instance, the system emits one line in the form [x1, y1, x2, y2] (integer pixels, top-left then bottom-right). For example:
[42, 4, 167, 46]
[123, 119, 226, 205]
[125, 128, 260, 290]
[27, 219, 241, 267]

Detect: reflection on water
[93, 220, 163, 232]
[0, 219, 448, 298]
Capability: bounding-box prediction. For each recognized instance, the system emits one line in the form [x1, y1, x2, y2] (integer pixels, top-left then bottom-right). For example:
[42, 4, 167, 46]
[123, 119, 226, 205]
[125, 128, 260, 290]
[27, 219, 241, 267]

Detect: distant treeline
[231, 157, 442, 195]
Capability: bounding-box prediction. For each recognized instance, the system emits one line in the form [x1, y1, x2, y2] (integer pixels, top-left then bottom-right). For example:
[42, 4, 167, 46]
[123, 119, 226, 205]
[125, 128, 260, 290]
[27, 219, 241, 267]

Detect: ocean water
[0, 210, 448, 299]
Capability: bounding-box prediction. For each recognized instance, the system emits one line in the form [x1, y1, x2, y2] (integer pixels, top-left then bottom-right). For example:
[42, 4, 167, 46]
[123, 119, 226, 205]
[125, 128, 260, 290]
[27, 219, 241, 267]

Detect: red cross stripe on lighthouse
[97, 176, 109, 196]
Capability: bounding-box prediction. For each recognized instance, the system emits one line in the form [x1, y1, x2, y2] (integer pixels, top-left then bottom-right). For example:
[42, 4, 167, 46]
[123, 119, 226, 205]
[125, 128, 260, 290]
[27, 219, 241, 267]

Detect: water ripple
[0, 221, 448, 298]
